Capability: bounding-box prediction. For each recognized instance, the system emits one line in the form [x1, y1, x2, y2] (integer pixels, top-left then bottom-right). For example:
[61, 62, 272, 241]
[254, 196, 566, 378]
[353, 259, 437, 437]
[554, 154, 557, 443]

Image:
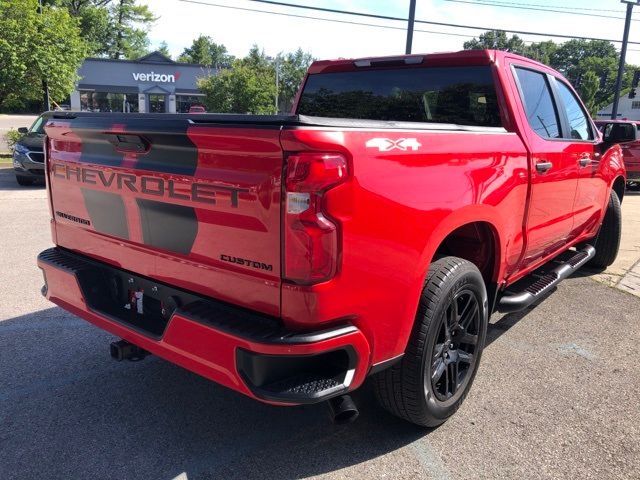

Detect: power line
[245, 0, 405, 22]
[176, 0, 478, 39]
[443, 0, 640, 22]
[178, 0, 640, 46]
[450, 0, 629, 14]
[240, 0, 640, 45]
[415, 19, 640, 44]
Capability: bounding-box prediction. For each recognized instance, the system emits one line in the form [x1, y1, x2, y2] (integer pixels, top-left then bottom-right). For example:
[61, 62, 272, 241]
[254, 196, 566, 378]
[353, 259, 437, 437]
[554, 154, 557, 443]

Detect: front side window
[29, 115, 47, 134]
[556, 81, 593, 141]
[514, 67, 560, 139]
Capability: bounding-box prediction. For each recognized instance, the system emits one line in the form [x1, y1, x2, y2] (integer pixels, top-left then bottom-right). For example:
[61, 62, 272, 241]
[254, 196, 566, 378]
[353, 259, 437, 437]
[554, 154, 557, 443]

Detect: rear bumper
[37, 247, 370, 405]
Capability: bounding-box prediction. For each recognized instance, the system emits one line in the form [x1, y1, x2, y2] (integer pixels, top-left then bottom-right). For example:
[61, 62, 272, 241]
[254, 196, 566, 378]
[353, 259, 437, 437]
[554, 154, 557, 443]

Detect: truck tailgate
[45, 114, 284, 316]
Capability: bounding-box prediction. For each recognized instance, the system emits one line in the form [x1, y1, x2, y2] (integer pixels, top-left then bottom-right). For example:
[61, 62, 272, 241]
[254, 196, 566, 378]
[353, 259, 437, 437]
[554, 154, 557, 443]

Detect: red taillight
[284, 152, 348, 284]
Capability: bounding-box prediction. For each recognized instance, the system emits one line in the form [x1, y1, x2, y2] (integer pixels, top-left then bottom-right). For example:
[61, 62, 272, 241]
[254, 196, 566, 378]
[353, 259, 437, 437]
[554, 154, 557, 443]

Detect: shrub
[4, 128, 23, 151]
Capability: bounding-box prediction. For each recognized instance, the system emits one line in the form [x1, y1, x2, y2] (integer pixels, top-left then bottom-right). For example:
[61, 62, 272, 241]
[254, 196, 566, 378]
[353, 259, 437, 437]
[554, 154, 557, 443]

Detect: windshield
[28, 114, 49, 134]
[297, 65, 501, 127]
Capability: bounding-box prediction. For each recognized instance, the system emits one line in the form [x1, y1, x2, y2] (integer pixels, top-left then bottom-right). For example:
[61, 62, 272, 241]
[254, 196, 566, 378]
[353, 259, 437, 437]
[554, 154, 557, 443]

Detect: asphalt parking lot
[0, 167, 639, 480]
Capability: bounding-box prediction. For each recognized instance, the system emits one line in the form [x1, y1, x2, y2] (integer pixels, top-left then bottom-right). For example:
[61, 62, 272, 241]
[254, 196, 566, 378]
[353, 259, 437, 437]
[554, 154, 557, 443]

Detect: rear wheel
[588, 190, 621, 269]
[15, 175, 34, 186]
[374, 257, 488, 427]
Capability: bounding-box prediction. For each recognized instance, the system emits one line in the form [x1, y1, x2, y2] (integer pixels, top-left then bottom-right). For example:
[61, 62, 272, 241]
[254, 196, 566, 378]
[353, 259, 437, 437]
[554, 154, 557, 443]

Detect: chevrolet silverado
[38, 50, 627, 427]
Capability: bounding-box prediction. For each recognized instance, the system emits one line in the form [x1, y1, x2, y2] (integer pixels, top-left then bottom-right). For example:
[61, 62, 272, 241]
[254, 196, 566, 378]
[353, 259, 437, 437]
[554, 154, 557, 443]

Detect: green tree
[241, 44, 272, 70]
[44, 1, 154, 58]
[49, 1, 112, 56]
[0, 0, 87, 110]
[156, 41, 171, 58]
[579, 70, 600, 116]
[463, 31, 640, 114]
[198, 45, 314, 114]
[107, 0, 156, 59]
[277, 48, 314, 111]
[178, 35, 234, 67]
[463, 30, 528, 54]
[549, 39, 617, 84]
[575, 56, 618, 110]
[525, 40, 557, 65]
[199, 59, 276, 114]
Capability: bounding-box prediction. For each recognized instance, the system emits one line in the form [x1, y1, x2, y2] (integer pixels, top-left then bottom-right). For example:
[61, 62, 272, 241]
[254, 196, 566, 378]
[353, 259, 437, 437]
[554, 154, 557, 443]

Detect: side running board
[498, 245, 595, 313]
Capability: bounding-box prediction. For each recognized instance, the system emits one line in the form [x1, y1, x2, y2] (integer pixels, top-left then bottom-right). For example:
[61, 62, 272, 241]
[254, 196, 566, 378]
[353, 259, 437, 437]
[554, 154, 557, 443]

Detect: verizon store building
[70, 51, 211, 113]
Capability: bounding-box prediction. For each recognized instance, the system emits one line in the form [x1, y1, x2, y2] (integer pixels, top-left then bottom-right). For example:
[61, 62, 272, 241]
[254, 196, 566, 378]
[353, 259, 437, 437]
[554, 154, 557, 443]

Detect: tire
[15, 175, 34, 186]
[588, 190, 621, 269]
[373, 257, 488, 427]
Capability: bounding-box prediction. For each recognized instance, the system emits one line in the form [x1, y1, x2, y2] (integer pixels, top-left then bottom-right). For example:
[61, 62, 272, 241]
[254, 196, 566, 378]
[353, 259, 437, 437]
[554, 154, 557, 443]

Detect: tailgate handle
[107, 133, 149, 154]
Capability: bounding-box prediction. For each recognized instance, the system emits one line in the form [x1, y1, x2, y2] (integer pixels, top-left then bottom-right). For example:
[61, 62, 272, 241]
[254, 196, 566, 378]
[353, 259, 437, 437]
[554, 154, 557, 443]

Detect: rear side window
[556, 81, 593, 140]
[296, 66, 502, 127]
[514, 68, 560, 139]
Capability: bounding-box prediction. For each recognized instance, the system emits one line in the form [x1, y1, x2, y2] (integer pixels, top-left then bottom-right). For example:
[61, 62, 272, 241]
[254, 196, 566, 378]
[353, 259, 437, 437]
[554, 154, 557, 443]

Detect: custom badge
[365, 138, 422, 152]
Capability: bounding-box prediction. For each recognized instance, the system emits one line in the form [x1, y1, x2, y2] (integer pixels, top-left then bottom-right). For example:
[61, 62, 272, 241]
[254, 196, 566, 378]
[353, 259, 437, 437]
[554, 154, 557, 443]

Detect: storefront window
[148, 94, 166, 113]
[176, 95, 204, 113]
[79, 91, 138, 112]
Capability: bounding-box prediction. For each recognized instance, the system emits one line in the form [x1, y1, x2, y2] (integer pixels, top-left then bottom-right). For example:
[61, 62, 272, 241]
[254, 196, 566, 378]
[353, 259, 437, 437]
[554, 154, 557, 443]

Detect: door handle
[536, 161, 553, 173]
[578, 154, 591, 167]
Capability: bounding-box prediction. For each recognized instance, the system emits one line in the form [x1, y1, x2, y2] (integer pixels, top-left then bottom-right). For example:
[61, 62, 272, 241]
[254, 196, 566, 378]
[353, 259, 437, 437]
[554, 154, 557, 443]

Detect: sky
[139, 0, 640, 65]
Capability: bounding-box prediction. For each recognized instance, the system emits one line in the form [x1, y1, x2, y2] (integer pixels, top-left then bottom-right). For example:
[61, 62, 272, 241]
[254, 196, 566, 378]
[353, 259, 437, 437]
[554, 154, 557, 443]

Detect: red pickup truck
[39, 50, 626, 427]
[594, 120, 640, 187]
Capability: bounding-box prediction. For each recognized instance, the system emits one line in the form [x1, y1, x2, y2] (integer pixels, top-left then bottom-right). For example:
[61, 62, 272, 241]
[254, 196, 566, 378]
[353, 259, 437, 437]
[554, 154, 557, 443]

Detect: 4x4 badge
[365, 138, 422, 152]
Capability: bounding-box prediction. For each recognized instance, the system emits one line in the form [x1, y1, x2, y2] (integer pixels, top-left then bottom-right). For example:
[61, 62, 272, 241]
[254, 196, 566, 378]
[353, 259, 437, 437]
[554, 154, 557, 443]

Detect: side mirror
[17, 127, 28, 134]
[603, 124, 637, 144]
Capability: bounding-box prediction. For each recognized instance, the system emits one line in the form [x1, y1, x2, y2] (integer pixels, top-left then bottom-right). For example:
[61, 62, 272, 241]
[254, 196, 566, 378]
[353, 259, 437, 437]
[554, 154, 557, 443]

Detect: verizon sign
[132, 71, 181, 83]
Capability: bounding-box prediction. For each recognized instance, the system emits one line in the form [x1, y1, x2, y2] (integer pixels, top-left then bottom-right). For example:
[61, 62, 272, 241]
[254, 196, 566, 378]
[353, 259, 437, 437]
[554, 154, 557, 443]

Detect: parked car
[188, 105, 206, 113]
[38, 50, 626, 427]
[12, 112, 52, 186]
[594, 119, 640, 187]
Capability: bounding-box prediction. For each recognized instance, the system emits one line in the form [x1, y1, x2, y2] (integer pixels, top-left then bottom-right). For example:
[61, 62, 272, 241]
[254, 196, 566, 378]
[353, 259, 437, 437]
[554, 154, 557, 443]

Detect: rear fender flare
[599, 143, 626, 185]
[391, 206, 505, 357]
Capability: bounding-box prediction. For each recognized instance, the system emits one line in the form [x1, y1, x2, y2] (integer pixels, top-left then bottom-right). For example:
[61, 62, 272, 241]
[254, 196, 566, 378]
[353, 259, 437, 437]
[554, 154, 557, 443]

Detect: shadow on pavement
[0, 167, 45, 191]
[0, 307, 427, 480]
[485, 303, 541, 348]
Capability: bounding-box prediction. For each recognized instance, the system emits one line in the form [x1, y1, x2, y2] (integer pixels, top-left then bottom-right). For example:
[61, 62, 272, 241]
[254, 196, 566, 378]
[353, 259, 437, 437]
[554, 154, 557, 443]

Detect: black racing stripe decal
[132, 131, 198, 176]
[137, 198, 198, 255]
[78, 128, 127, 168]
[67, 117, 198, 176]
[81, 188, 129, 239]
[124, 118, 198, 176]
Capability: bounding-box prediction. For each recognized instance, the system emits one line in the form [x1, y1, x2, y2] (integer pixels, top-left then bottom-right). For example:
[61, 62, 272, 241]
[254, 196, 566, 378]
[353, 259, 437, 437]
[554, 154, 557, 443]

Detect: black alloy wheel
[429, 289, 480, 402]
[374, 257, 488, 427]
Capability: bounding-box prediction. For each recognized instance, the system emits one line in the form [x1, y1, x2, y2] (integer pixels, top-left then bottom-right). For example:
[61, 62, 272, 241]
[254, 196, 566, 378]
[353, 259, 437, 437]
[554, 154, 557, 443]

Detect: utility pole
[267, 55, 280, 113]
[275, 57, 279, 113]
[611, 0, 638, 120]
[38, 0, 50, 111]
[405, 0, 417, 54]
